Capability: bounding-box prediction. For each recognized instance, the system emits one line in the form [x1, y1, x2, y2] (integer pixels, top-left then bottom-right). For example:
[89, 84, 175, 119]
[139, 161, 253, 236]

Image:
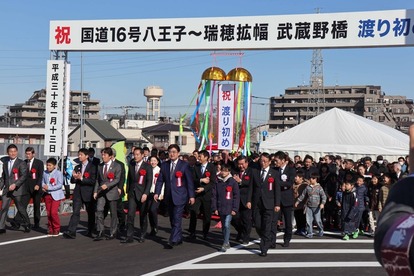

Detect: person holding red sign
[42, 158, 65, 237]
[154, 144, 195, 248]
[212, 163, 239, 252]
[247, 152, 281, 257]
[121, 147, 153, 244]
[188, 150, 217, 241]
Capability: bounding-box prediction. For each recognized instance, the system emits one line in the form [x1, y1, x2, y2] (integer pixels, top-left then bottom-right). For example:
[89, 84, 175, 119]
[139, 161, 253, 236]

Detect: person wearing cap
[374, 124, 414, 274]
[374, 155, 388, 175]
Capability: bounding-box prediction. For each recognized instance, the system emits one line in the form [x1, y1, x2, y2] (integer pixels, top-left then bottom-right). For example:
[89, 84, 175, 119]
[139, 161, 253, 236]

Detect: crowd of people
[0, 143, 411, 257]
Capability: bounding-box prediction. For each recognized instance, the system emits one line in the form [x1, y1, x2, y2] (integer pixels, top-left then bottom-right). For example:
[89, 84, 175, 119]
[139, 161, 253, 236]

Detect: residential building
[268, 85, 414, 133]
[7, 89, 100, 127]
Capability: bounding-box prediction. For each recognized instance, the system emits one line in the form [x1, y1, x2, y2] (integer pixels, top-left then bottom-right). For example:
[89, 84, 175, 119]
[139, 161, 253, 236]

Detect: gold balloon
[226, 67, 252, 82]
[201, 67, 226, 81]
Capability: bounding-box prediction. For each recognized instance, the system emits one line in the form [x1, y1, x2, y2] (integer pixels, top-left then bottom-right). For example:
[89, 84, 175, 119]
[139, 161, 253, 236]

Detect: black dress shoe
[270, 244, 276, 249]
[93, 232, 104, 241]
[10, 221, 20, 230]
[121, 237, 134, 244]
[259, 252, 268, 257]
[23, 225, 31, 233]
[187, 232, 196, 240]
[138, 236, 145, 243]
[85, 231, 94, 238]
[149, 228, 158, 236]
[32, 223, 40, 229]
[202, 233, 208, 240]
[63, 231, 76, 239]
[0, 229, 6, 234]
[106, 234, 115, 240]
[282, 242, 290, 248]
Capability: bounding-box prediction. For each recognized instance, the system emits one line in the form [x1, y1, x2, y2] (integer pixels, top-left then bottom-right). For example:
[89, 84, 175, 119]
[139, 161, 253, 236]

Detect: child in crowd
[368, 174, 381, 236]
[335, 182, 346, 231]
[212, 163, 240, 252]
[42, 157, 65, 237]
[295, 172, 326, 238]
[293, 171, 307, 236]
[378, 172, 394, 213]
[354, 175, 369, 237]
[341, 180, 358, 240]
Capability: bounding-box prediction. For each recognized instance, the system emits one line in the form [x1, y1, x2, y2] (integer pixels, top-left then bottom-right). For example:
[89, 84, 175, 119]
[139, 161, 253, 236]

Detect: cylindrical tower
[144, 86, 164, 121]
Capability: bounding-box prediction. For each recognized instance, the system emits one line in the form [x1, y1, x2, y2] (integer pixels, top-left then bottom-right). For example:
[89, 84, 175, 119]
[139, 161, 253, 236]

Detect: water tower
[144, 86, 163, 121]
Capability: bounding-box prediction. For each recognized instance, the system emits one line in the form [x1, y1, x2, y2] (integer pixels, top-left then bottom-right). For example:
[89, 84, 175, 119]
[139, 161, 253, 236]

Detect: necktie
[8, 160, 13, 175]
[103, 164, 108, 176]
[239, 172, 243, 178]
[201, 165, 205, 175]
[170, 162, 176, 181]
[81, 163, 86, 175]
[135, 163, 140, 173]
[261, 169, 266, 182]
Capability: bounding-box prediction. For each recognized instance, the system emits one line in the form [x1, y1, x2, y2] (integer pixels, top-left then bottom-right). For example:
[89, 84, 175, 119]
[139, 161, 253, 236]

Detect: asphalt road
[0, 211, 386, 276]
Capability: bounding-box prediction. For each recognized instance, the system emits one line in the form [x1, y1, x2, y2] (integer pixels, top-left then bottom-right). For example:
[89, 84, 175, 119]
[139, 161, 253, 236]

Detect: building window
[379, 116, 385, 122]
[175, 135, 187, 145]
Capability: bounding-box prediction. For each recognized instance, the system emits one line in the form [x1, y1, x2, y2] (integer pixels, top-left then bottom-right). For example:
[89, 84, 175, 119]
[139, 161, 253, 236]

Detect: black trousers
[67, 197, 96, 233]
[189, 195, 212, 236]
[126, 195, 147, 238]
[274, 205, 293, 244]
[254, 200, 274, 254]
[14, 193, 38, 226]
[231, 203, 252, 242]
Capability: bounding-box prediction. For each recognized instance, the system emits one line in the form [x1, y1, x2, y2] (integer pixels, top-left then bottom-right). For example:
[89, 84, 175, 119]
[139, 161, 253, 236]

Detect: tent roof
[260, 108, 408, 160]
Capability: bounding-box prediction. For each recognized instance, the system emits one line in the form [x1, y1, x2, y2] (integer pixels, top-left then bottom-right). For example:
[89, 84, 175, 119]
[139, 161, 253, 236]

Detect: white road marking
[229, 248, 375, 254]
[176, 262, 382, 270]
[0, 229, 85, 246]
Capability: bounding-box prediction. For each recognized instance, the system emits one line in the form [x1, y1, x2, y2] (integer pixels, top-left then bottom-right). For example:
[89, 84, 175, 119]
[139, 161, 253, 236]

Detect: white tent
[260, 108, 409, 161]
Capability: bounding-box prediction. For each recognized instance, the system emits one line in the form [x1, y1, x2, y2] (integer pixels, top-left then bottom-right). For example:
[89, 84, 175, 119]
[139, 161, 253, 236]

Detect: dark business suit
[67, 161, 97, 235]
[13, 158, 44, 227]
[95, 161, 122, 235]
[126, 160, 153, 239]
[274, 165, 296, 246]
[155, 159, 195, 243]
[104, 159, 126, 230]
[189, 162, 216, 238]
[0, 158, 29, 230]
[250, 167, 281, 254]
[231, 167, 255, 243]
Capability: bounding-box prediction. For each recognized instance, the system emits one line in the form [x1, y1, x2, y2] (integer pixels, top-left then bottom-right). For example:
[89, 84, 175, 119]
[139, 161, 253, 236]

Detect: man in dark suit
[93, 147, 122, 241]
[121, 147, 153, 243]
[247, 152, 281, 257]
[12, 147, 44, 229]
[88, 147, 101, 167]
[63, 148, 97, 239]
[0, 144, 30, 234]
[154, 144, 195, 248]
[273, 151, 296, 248]
[188, 150, 217, 240]
[232, 155, 254, 244]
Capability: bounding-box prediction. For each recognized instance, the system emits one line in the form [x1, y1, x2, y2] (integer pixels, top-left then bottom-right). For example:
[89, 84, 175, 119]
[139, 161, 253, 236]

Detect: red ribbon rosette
[268, 177, 274, 191]
[31, 168, 37, 180]
[205, 171, 211, 177]
[154, 173, 159, 184]
[138, 169, 146, 185]
[244, 175, 250, 181]
[107, 172, 115, 182]
[50, 178, 56, 185]
[175, 171, 183, 187]
[155, 173, 159, 178]
[12, 168, 18, 180]
[226, 186, 233, 200]
[84, 172, 90, 178]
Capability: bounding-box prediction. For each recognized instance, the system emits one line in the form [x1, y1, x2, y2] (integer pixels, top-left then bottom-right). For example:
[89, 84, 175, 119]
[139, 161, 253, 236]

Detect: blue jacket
[43, 168, 65, 201]
[212, 175, 240, 216]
